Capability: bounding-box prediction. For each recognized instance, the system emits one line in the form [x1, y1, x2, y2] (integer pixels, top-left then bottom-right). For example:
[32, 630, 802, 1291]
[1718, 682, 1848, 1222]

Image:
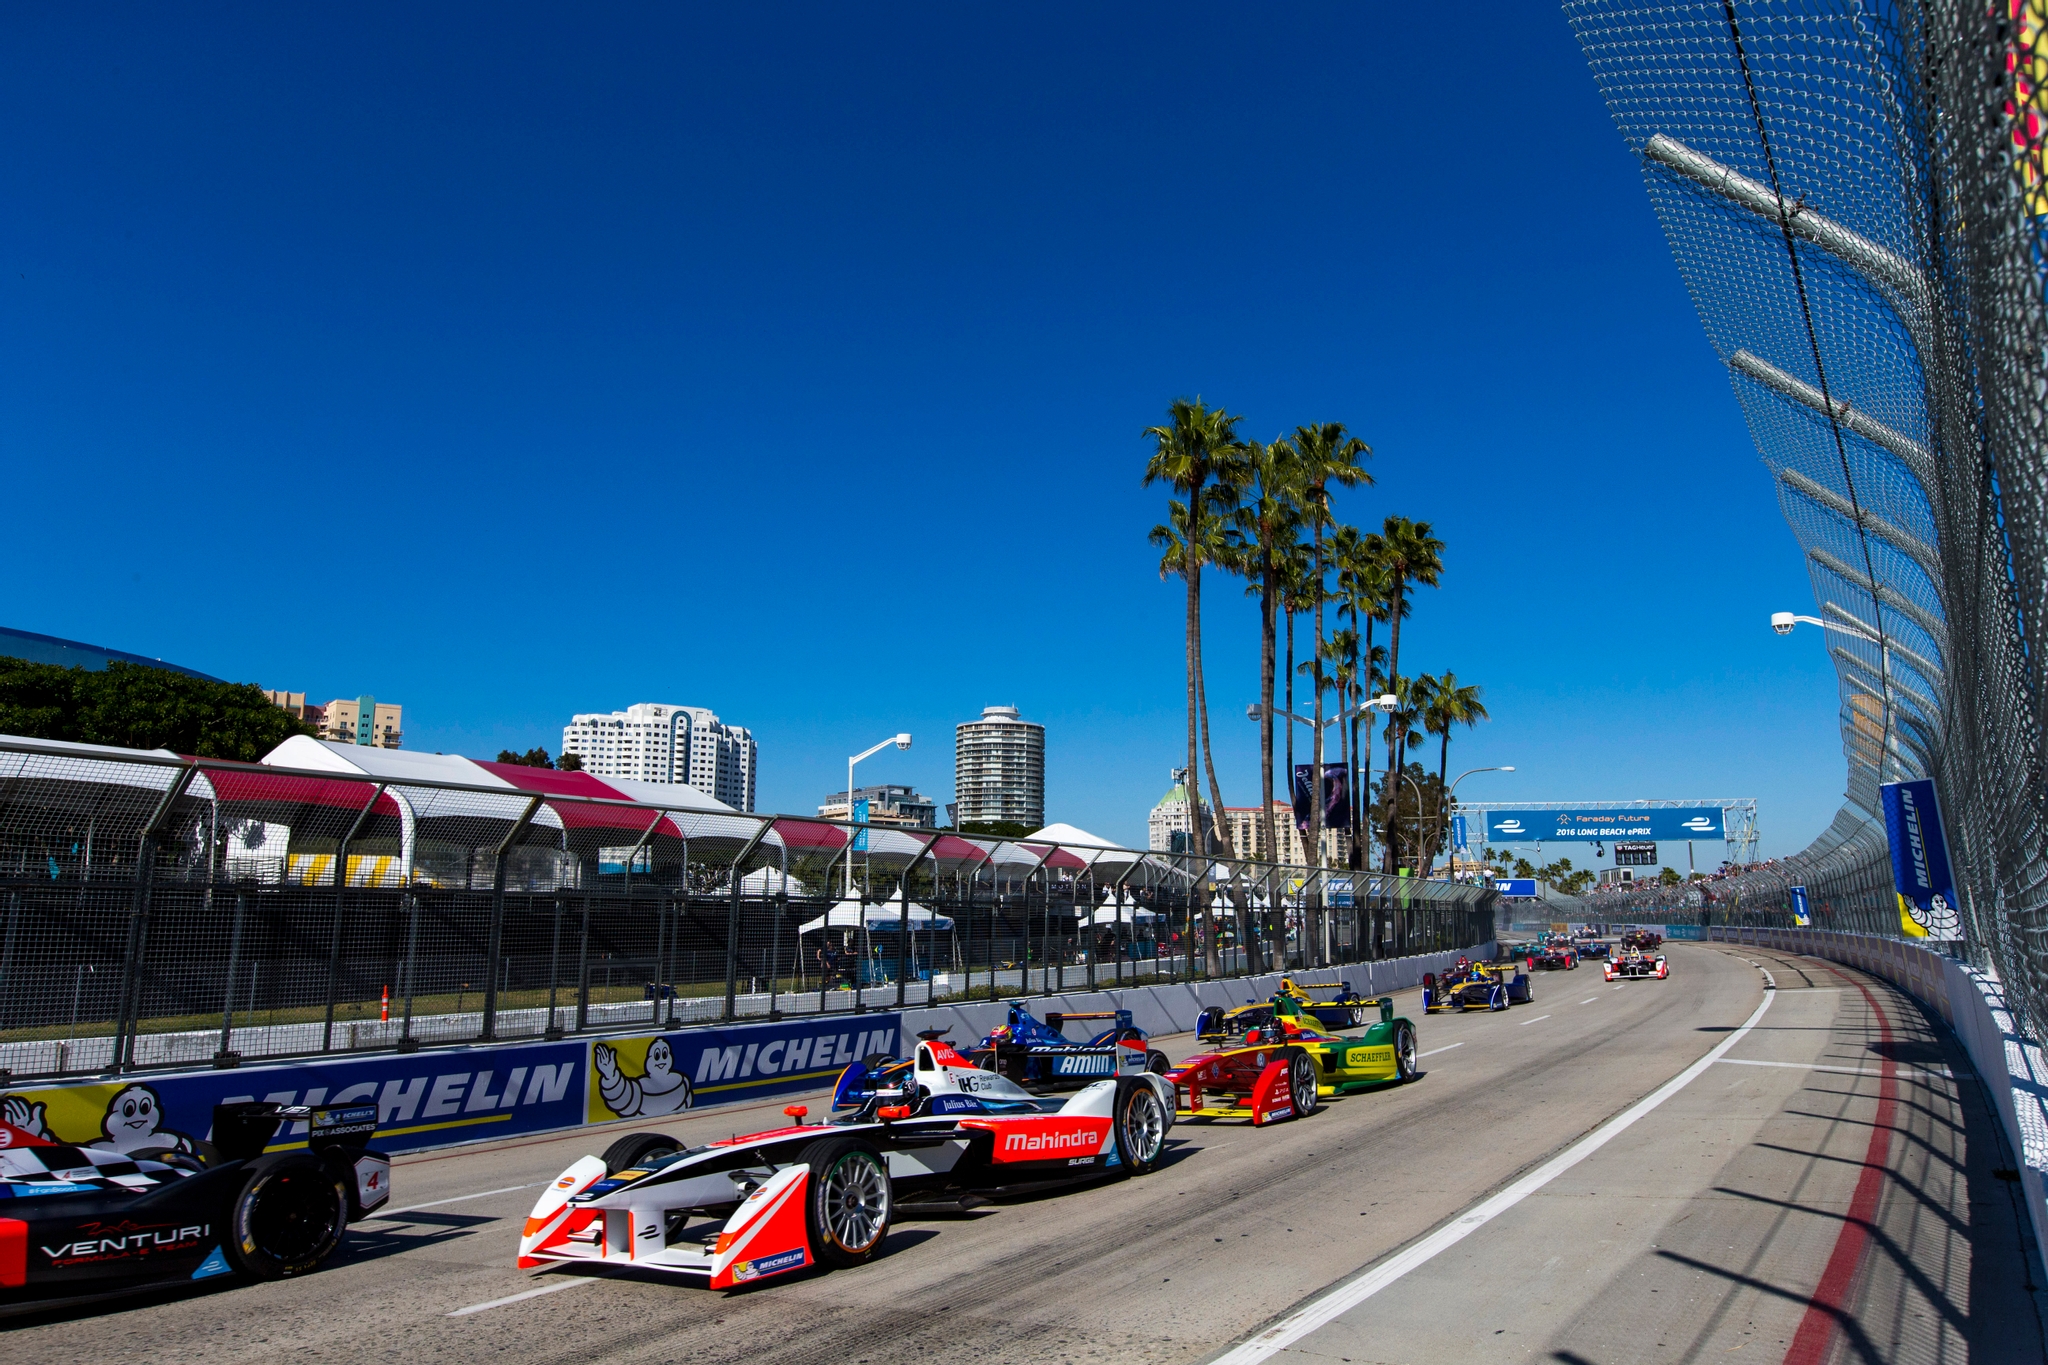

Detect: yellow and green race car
[1185, 992, 1419, 1105]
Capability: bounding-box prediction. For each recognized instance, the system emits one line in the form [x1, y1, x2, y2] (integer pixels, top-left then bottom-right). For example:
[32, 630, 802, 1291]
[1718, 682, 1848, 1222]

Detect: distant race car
[1423, 957, 1534, 1012]
[520, 1034, 1175, 1290]
[1606, 949, 1669, 980]
[1574, 938, 1612, 960]
[1, 1100, 389, 1312]
[1621, 929, 1665, 952]
[965, 1005, 1169, 1088]
[1183, 993, 1419, 1114]
[1525, 938, 1579, 971]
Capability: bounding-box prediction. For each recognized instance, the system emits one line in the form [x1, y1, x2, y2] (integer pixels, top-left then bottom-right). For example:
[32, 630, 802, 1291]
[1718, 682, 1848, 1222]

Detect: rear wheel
[225, 1153, 350, 1280]
[1288, 1050, 1320, 1116]
[600, 1131, 681, 1175]
[1392, 1022, 1417, 1081]
[1146, 1049, 1169, 1075]
[798, 1136, 891, 1269]
[1112, 1077, 1168, 1174]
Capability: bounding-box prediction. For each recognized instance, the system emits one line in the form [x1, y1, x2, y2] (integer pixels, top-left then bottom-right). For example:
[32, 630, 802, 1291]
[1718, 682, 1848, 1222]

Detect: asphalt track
[8, 944, 2043, 1364]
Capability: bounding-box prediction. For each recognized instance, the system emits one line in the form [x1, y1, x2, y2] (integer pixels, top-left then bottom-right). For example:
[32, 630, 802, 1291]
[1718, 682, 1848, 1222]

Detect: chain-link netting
[1566, 1, 2048, 1038]
[0, 739, 1496, 1080]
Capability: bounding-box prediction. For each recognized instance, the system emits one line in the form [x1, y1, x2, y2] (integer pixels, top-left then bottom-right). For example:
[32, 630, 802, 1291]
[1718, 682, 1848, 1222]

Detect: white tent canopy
[739, 866, 808, 896]
[799, 894, 954, 936]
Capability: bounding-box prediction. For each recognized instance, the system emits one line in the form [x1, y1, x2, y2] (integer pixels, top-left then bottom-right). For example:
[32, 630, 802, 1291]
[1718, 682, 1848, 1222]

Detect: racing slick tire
[1111, 1076, 1169, 1175]
[224, 1152, 351, 1280]
[797, 1136, 892, 1269]
[1286, 1049, 1321, 1117]
[600, 1131, 682, 1175]
[1392, 1021, 1418, 1081]
[1146, 1049, 1170, 1075]
[1488, 984, 1507, 1011]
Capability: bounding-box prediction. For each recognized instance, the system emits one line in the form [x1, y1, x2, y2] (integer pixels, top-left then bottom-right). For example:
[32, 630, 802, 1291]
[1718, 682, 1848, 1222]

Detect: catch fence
[1566, 3, 2048, 1038]
[0, 737, 1494, 1082]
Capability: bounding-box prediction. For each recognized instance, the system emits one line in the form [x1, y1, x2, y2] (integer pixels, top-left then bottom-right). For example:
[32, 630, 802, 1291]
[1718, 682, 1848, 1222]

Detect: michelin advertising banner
[0, 1013, 901, 1158]
[1484, 808, 1724, 842]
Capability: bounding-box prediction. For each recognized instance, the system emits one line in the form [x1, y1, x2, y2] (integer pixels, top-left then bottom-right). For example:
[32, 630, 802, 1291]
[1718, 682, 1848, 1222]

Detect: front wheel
[1392, 1021, 1417, 1081]
[600, 1131, 681, 1174]
[1146, 1049, 1170, 1075]
[225, 1153, 350, 1280]
[1113, 1077, 1168, 1174]
[1288, 1049, 1321, 1117]
[798, 1136, 892, 1269]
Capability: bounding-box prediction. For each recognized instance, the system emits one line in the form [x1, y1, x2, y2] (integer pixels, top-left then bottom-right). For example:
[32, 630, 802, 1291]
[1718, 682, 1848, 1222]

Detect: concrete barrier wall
[1708, 926, 2048, 1279]
[900, 943, 1496, 1048]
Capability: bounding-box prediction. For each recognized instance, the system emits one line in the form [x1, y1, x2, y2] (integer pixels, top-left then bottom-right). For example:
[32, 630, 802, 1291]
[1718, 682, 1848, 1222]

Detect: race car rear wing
[1044, 1009, 1132, 1034]
[211, 1100, 380, 1162]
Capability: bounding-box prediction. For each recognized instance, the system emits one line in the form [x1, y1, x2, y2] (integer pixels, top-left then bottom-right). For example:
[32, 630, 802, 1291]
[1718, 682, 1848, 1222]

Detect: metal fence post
[544, 896, 564, 1040]
[322, 784, 385, 1052]
[215, 891, 246, 1067]
[397, 890, 421, 1052]
[481, 795, 543, 1042]
[112, 764, 198, 1074]
[725, 818, 775, 1022]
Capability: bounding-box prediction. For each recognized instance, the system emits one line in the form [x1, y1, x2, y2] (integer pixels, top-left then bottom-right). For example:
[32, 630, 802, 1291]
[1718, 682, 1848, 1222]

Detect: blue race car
[964, 1005, 1169, 1090]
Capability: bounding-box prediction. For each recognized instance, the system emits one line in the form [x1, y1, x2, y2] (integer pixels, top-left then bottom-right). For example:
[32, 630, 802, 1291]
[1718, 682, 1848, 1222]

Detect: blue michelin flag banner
[1451, 814, 1469, 852]
[1789, 885, 1811, 927]
[0, 1013, 903, 1159]
[1880, 779, 1961, 939]
[1485, 808, 1724, 842]
[852, 798, 870, 852]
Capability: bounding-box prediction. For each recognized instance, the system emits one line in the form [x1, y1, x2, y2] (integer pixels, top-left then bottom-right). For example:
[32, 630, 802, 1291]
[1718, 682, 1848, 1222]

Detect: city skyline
[1, 7, 1843, 854]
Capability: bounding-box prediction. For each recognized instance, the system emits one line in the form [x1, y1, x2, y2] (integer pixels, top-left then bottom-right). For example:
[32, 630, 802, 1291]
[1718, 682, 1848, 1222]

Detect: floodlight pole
[844, 734, 912, 899]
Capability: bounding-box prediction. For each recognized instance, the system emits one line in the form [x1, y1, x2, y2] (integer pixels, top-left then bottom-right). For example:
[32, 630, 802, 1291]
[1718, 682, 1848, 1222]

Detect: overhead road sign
[1484, 807, 1725, 842]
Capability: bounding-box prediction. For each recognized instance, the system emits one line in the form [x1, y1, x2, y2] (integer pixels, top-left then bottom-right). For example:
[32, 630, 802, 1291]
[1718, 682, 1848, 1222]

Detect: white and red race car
[1605, 949, 1669, 981]
[519, 1032, 1174, 1290]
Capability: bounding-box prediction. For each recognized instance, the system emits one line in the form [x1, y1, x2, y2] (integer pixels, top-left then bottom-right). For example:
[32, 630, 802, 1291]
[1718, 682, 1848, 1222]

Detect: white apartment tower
[561, 703, 757, 811]
[954, 705, 1045, 828]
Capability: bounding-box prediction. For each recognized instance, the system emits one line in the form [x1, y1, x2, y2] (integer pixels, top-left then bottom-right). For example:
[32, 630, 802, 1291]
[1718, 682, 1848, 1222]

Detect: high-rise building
[954, 705, 1044, 828]
[268, 691, 403, 748]
[1149, 774, 1192, 851]
[819, 784, 937, 829]
[561, 703, 757, 810]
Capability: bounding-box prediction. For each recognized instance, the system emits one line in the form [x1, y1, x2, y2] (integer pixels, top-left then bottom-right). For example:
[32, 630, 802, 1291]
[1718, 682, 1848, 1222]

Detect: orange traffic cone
[380, 985, 390, 1022]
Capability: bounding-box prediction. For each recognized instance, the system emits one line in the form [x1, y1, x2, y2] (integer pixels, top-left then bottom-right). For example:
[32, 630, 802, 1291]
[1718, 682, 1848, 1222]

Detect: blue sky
[0, 5, 1844, 860]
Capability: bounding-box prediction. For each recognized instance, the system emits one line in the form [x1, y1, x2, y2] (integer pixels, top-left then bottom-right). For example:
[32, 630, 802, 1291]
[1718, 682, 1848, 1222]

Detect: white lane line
[1210, 971, 1777, 1365]
[1517, 1014, 1551, 1026]
[1580, 998, 1598, 1005]
[361, 1183, 544, 1222]
[1612, 983, 1626, 990]
[1416, 1043, 1464, 1059]
[1717, 1057, 1952, 1081]
[448, 1276, 601, 1317]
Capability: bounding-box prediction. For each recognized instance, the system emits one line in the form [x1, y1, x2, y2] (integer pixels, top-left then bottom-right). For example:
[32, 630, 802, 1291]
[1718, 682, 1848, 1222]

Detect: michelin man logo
[595, 1037, 695, 1118]
[100, 1083, 194, 1154]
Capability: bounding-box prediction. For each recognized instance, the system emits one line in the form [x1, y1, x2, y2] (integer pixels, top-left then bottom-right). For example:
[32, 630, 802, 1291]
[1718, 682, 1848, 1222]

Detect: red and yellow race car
[1169, 995, 1420, 1124]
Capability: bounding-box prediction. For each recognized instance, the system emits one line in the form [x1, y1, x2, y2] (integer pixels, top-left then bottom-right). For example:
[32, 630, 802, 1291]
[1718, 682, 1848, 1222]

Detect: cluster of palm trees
[1144, 397, 1489, 885]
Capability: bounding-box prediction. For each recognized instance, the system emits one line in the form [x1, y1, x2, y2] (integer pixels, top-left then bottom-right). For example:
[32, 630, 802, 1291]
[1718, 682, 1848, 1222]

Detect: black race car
[964, 1004, 1170, 1089]
[0, 1100, 389, 1311]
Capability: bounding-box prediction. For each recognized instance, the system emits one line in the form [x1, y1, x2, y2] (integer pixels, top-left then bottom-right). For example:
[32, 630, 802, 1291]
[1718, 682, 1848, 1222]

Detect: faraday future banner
[1484, 808, 1725, 842]
[0, 1013, 903, 1159]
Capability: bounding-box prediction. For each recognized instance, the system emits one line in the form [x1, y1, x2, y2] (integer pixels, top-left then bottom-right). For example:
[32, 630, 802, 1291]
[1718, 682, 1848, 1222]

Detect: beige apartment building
[266, 691, 403, 748]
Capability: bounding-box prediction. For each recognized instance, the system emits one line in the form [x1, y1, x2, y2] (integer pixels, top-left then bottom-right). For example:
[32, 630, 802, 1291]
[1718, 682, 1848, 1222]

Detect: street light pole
[1771, 612, 1898, 780]
[1434, 765, 1515, 878]
[844, 734, 913, 899]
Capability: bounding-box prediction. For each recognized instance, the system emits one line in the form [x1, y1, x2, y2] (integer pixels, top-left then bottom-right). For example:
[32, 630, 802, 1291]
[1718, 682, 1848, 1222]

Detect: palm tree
[1374, 516, 1443, 872]
[1421, 673, 1488, 876]
[1291, 424, 1370, 964]
[1332, 525, 1391, 866]
[1222, 437, 1302, 970]
[1378, 675, 1431, 872]
[1143, 398, 1244, 871]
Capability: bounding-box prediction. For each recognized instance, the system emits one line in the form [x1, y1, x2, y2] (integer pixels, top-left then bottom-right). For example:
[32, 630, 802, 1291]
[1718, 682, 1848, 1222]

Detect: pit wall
[1709, 925, 2048, 1281]
[0, 943, 1491, 1160]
